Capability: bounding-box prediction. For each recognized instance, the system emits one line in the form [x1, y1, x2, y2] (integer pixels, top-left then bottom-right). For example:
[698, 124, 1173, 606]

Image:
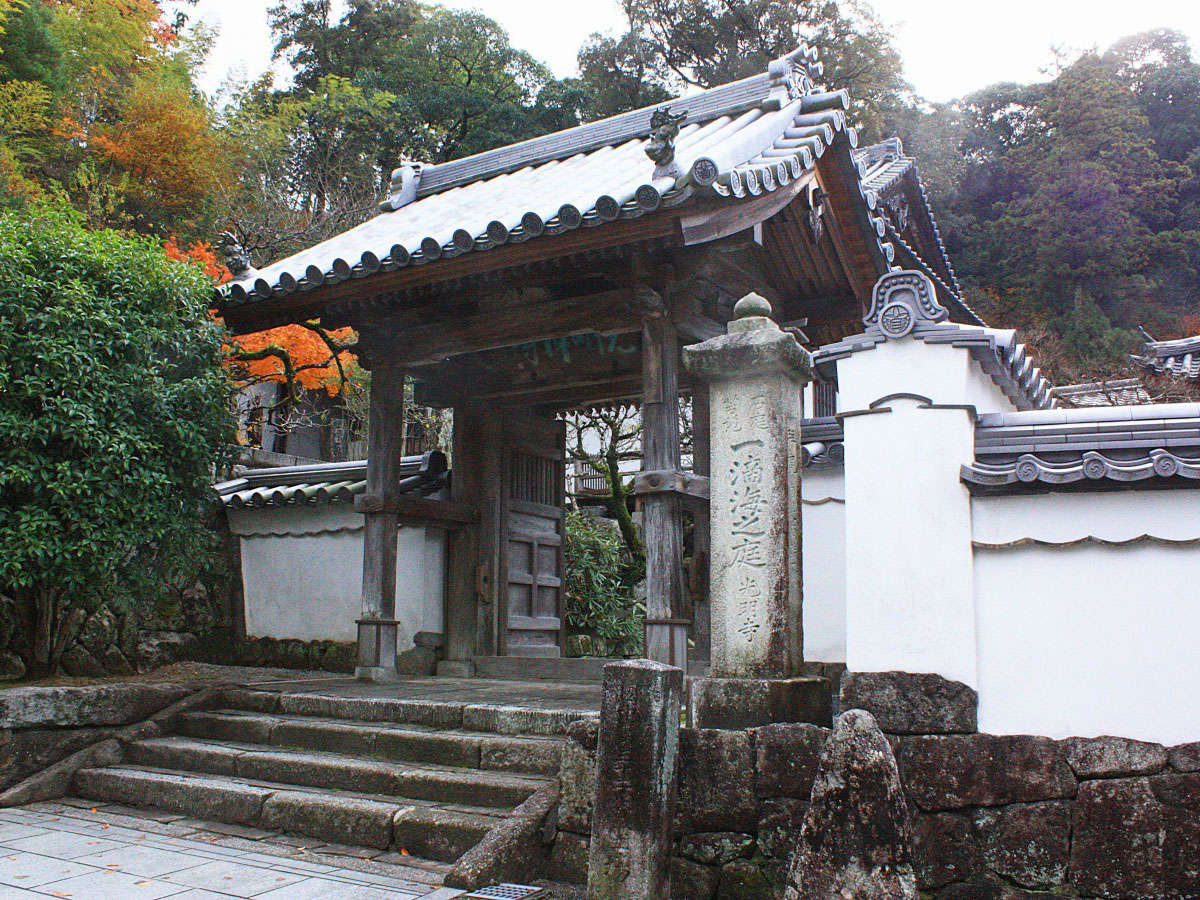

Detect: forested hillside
[2, 0, 1198, 384]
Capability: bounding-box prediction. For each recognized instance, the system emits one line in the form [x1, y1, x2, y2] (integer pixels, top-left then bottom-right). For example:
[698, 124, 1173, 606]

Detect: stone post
[587, 659, 683, 900]
[683, 293, 831, 729]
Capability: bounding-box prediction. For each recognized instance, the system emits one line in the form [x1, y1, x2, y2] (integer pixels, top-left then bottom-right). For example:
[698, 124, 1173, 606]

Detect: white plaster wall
[972, 491, 1200, 744]
[842, 400, 979, 686]
[972, 489, 1200, 544]
[228, 506, 445, 649]
[837, 335, 1018, 416]
[801, 466, 846, 662]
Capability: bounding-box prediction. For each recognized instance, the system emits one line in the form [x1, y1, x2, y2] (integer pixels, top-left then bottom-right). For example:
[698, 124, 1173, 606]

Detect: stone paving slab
[253, 677, 601, 714]
[0, 805, 463, 898]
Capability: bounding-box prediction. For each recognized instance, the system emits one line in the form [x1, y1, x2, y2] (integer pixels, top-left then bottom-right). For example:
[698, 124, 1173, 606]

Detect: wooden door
[500, 414, 566, 658]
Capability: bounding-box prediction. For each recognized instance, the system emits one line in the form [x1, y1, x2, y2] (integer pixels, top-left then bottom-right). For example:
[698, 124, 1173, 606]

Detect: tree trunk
[16, 587, 85, 678]
[605, 443, 645, 569]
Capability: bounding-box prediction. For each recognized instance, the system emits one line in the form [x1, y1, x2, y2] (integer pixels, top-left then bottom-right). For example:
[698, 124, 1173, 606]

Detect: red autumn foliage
[165, 237, 357, 395]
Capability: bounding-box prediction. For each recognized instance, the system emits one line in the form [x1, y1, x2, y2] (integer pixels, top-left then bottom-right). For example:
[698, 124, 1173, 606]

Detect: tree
[566, 406, 645, 569]
[576, 31, 672, 118]
[0, 206, 234, 676]
[582, 0, 909, 139]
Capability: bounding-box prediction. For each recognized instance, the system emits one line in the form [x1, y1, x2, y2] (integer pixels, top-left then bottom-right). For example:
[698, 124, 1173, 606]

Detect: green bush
[0, 207, 234, 676]
[563, 509, 643, 657]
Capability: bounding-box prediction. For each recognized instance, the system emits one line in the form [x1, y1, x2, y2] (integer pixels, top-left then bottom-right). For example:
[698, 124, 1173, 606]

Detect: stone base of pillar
[356, 618, 398, 676]
[436, 659, 476, 678]
[687, 676, 832, 730]
[354, 665, 401, 682]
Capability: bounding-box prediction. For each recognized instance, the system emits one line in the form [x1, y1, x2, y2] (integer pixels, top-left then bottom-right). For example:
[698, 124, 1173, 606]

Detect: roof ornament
[886, 194, 909, 232]
[216, 232, 252, 278]
[805, 183, 826, 243]
[864, 270, 947, 340]
[645, 107, 688, 178]
[767, 45, 822, 100]
[379, 161, 424, 212]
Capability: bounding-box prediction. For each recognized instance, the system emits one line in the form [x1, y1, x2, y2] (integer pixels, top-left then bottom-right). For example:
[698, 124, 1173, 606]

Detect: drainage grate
[462, 886, 548, 900]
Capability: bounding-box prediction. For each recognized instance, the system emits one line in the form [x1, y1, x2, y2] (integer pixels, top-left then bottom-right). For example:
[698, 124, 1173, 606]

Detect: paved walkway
[0, 803, 466, 900]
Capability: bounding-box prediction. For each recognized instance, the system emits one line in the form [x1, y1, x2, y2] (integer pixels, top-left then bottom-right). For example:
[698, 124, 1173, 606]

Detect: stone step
[126, 737, 549, 809]
[177, 709, 564, 776]
[219, 687, 597, 736]
[74, 765, 507, 860]
[392, 805, 499, 863]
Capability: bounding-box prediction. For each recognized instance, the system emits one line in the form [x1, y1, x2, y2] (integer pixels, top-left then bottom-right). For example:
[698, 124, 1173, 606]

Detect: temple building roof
[215, 46, 971, 337]
[1131, 333, 1200, 379]
[1052, 378, 1151, 407]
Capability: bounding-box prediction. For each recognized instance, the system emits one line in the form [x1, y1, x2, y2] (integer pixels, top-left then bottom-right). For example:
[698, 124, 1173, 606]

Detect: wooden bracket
[354, 494, 478, 526]
[631, 469, 710, 502]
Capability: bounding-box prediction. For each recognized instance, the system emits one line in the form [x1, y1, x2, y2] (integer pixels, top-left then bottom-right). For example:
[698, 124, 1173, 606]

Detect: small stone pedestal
[683, 293, 820, 729]
[587, 659, 683, 900]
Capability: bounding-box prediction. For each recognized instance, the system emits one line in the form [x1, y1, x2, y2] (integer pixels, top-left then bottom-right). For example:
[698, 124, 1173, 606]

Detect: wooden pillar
[440, 403, 502, 675]
[356, 361, 406, 680]
[690, 385, 712, 665]
[641, 299, 688, 671]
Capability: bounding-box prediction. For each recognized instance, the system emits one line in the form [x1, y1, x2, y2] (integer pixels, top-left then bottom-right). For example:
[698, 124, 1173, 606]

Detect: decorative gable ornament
[864, 270, 947, 340]
[887, 194, 909, 232]
[805, 183, 826, 243]
[217, 232, 253, 278]
[645, 107, 688, 179]
[379, 161, 425, 212]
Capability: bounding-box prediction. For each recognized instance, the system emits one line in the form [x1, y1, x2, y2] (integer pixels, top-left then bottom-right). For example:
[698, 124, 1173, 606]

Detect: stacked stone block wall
[551, 672, 1200, 898]
[0, 684, 192, 791]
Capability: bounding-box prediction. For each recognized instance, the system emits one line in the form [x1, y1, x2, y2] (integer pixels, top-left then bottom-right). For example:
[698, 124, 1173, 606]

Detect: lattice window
[813, 379, 838, 418]
[509, 450, 558, 506]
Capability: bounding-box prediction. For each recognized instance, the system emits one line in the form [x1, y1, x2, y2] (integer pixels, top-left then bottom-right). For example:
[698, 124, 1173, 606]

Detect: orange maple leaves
[165, 237, 357, 395]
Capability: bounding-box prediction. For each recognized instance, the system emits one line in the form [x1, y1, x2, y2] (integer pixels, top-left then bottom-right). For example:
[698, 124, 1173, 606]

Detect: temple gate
[214, 45, 977, 681]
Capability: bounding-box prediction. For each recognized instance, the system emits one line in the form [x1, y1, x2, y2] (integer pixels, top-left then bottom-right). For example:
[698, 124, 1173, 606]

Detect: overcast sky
[190, 0, 1200, 103]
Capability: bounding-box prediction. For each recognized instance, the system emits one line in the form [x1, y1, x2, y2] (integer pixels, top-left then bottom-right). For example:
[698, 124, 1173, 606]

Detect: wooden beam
[354, 494, 477, 526]
[369, 288, 642, 366]
[631, 469, 710, 503]
[220, 214, 683, 335]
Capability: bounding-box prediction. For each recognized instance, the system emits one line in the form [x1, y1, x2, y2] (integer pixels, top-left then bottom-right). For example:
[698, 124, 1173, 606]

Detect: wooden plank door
[500, 413, 566, 658]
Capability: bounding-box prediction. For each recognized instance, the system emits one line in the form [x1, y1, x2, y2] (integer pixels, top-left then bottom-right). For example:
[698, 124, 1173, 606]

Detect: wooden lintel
[377, 288, 642, 366]
[354, 494, 478, 526]
[631, 469, 710, 503]
[220, 214, 683, 335]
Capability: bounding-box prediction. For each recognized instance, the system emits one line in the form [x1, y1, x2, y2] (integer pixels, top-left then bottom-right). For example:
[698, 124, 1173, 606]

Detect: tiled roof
[815, 321, 1056, 411]
[217, 46, 927, 312]
[1053, 378, 1151, 407]
[800, 415, 844, 467]
[963, 403, 1200, 490]
[1132, 334, 1200, 379]
[215, 452, 447, 510]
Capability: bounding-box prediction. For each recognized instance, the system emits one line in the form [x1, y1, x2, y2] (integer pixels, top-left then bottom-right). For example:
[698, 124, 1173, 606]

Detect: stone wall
[551, 673, 1200, 899]
[0, 684, 192, 791]
[0, 515, 242, 681]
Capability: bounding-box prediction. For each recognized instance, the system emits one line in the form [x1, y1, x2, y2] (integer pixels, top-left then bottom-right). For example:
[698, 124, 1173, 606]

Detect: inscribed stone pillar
[356, 359, 406, 681]
[683, 294, 831, 730]
[587, 659, 683, 900]
[682, 293, 813, 678]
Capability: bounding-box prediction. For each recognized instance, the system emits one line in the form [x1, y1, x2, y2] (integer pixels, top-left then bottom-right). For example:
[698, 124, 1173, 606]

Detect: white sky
[190, 0, 1200, 103]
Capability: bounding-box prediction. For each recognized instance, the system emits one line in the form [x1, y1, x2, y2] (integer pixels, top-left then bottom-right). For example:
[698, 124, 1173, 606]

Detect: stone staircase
[67, 686, 589, 883]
